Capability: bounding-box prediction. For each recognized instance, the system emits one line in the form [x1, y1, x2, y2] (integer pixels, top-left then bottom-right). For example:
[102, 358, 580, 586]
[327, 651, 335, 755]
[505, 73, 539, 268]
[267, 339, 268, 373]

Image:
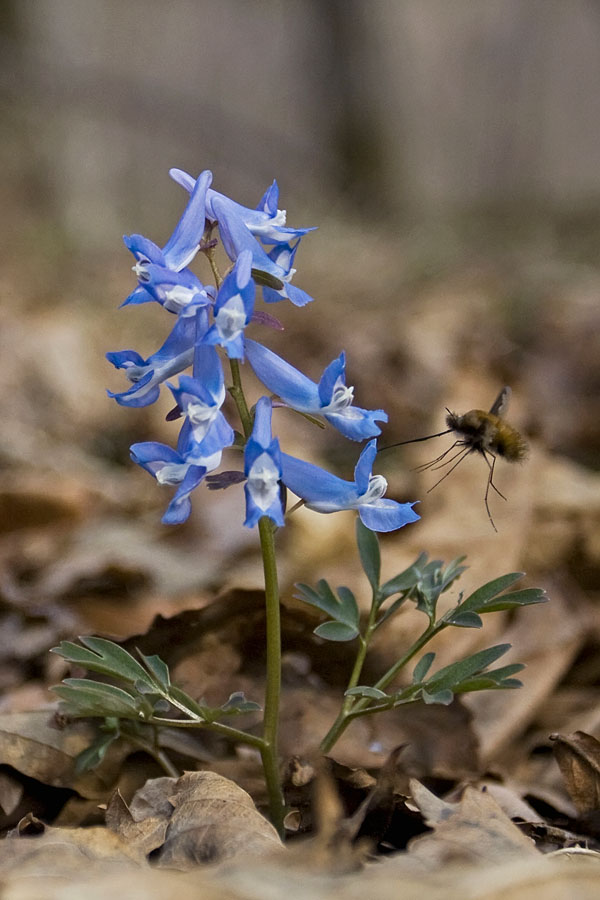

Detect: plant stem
[229, 358, 253, 437]
[225, 353, 285, 836]
[319, 621, 444, 754]
[150, 715, 266, 750]
[258, 515, 286, 838]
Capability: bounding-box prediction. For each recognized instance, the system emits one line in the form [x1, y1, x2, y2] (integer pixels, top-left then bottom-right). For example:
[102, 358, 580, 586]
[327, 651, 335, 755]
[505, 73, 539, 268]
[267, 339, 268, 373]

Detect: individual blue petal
[324, 407, 388, 442]
[123, 234, 165, 266]
[120, 285, 154, 308]
[106, 349, 146, 371]
[262, 283, 314, 307]
[247, 395, 276, 450]
[191, 340, 225, 396]
[358, 499, 420, 533]
[162, 465, 207, 525]
[133, 263, 213, 315]
[280, 453, 360, 511]
[318, 354, 346, 406]
[354, 440, 378, 493]
[130, 441, 184, 478]
[107, 371, 160, 408]
[162, 170, 212, 271]
[257, 180, 279, 217]
[244, 339, 319, 408]
[243, 397, 284, 528]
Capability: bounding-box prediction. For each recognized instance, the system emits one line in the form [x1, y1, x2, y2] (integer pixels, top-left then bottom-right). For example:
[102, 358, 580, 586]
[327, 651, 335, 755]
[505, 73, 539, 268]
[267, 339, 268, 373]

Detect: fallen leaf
[0, 711, 130, 798]
[113, 771, 282, 869]
[105, 789, 168, 856]
[550, 730, 600, 815]
[408, 779, 538, 865]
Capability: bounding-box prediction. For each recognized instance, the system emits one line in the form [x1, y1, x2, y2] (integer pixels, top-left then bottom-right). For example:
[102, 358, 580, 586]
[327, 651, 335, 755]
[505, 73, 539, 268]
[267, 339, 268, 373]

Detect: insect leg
[482, 452, 503, 532]
[425, 446, 473, 494]
[413, 440, 462, 472]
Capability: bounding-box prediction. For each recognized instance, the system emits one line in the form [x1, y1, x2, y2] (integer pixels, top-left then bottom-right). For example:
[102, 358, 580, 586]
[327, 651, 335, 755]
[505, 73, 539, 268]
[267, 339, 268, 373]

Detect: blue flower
[129, 441, 209, 525]
[210, 196, 313, 307]
[202, 250, 255, 358]
[244, 397, 285, 528]
[244, 339, 388, 441]
[169, 168, 315, 245]
[107, 312, 197, 407]
[123, 262, 215, 316]
[167, 366, 234, 455]
[280, 440, 420, 533]
[122, 170, 213, 312]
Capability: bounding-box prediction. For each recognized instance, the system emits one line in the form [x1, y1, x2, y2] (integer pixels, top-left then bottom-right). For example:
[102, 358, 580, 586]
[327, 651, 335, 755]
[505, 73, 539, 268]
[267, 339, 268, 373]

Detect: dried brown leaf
[117, 771, 282, 870]
[0, 711, 129, 798]
[551, 730, 600, 815]
[408, 779, 538, 865]
[105, 789, 168, 856]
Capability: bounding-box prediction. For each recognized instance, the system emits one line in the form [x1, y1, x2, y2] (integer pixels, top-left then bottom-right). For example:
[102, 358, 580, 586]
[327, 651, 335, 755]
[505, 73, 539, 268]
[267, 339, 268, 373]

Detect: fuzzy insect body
[380, 387, 528, 531]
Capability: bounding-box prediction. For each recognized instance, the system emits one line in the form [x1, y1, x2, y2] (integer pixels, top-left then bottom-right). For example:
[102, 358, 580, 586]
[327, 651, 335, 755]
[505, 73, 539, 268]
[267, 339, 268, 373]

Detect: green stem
[225, 352, 285, 836]
[319, 620, 445, 754]
[258, 515, 286, 838]
[150, 715, 266, 750]
[229, 358, 253, 437]
[319, 589, 379, 754]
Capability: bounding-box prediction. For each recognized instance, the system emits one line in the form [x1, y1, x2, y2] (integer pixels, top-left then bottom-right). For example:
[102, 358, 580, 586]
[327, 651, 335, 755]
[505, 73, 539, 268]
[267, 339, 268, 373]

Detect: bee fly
[380, 386, 528, 531]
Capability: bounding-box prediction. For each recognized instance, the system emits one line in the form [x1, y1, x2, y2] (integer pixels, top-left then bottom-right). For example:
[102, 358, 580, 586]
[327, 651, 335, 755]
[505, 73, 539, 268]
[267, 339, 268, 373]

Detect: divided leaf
[295, 579, 360, 641]
[52, 678, 153, 720]
[51, 637, 157, 691]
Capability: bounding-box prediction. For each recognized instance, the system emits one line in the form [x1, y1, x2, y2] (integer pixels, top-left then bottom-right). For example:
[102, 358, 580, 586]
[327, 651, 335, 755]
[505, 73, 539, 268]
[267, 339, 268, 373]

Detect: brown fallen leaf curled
[108, 771, 282, 869]
[0, 711, 130, 798]
[550, 730, 600, 816]
[408, 779, 538, 865]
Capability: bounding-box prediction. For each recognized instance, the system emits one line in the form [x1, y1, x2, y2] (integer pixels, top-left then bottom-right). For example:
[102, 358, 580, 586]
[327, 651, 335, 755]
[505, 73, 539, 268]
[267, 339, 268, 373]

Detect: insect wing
[489, 386, 511, 418]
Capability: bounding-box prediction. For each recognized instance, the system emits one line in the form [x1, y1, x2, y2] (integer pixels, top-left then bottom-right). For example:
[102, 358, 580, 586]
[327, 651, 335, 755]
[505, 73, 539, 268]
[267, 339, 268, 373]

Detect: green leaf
[438, 556, 468, 592]
[295, 580, 359, 630]
[314, 621, 359, 642]
[166, 685, 210, 720]
[52, 679, 151, 719]
[444, 610, 483, 628]
[138, 652, 170, 690]
[453, 662, 525, 693]
[472, 588, 547, 613]
[345, 685, 389, 700]
[220, 692, 262, 715]
[74, 728, 120, 774]
[424, 644, 512, 693]
[51, 638, 155, 690]
[336, 587, 360, 629]
[356, 518, 380, 591]
[295, 580, 341, 621]
[458, 573, 523, 613]
[413, 652, 436, 683]
[379, 552, 428, 599]
[421, 688, 454, 705]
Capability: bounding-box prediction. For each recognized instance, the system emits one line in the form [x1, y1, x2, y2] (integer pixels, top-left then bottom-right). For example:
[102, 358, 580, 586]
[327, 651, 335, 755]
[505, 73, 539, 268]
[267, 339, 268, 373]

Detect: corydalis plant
[53, 166, 546, 838]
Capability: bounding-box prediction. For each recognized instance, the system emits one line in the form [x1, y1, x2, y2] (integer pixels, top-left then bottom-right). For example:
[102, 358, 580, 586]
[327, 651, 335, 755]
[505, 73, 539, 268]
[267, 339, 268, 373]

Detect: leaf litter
[1, 214, 600, 896]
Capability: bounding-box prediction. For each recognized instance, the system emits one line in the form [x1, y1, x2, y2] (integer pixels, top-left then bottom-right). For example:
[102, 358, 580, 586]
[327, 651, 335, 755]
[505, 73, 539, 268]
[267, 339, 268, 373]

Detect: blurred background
[0, 0, 599, 773]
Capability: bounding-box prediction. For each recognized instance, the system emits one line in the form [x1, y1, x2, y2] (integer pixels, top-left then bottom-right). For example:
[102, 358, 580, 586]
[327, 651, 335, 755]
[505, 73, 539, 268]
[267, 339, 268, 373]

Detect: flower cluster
[107, 168, 419, 533]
